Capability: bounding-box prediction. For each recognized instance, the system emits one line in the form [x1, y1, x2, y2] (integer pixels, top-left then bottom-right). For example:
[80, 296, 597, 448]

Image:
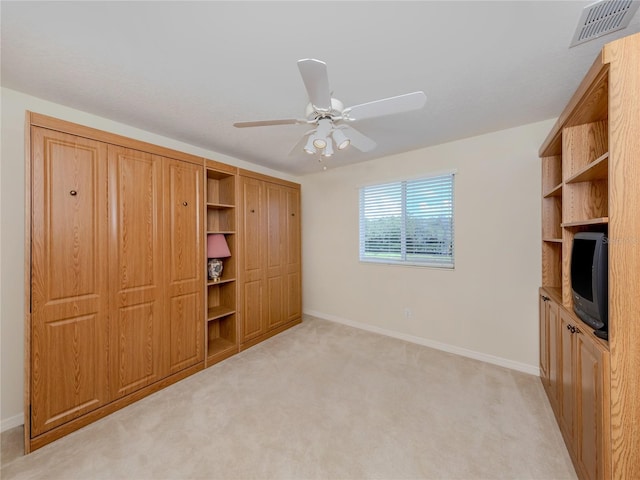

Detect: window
[359, 173, 454, 268]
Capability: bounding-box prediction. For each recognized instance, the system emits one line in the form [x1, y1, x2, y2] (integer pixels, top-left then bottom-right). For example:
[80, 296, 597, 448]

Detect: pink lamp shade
[207, 234, 231, 259]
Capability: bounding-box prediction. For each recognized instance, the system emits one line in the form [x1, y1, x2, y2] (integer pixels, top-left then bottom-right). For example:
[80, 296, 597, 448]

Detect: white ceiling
[2, 1, 639, 175]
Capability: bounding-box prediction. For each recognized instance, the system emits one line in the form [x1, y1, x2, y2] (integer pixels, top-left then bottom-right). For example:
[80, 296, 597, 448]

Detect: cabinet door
[548, 299, 561, 410]
[164, 159, 203, 373]
[265, 183, 286, 330]
[30, 128, 109, 436]
[240, 177, 266, 341]
[575, 332, 610, 480]
[540, 295, 551, 386]
[559, 309, 576, 447]
[108, 146, 165, 399]
[285, 187, 302, 323]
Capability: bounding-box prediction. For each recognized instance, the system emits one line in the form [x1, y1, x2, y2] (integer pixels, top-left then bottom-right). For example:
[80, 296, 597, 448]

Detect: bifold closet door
[265, 183, 286, 331]
[30, 128, 109, 436]
[108, 146, 166, 399]
[239, 176, 266, 342]
[265, 183, 301, 330]
[284, 187, 302, 323]
[164, 159, 204, 372]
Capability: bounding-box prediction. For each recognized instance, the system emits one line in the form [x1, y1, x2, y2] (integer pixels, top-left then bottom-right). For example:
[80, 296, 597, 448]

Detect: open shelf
[562, 217, 609, 228]
[206, 313, 238, 365]
[207, 277, 236, 286]
[207, 207, 235, 233]
[565, 152, 608, 184]
[543, 183, 563, 198]
[207, 305, 235, 321]
[208, 337, 236, 355]
[207, 170, 235, 206]
[204, 162, 239, 367]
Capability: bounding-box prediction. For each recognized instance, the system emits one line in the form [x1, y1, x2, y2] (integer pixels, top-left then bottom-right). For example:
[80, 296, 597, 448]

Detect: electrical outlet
[404, 307, 412, 319]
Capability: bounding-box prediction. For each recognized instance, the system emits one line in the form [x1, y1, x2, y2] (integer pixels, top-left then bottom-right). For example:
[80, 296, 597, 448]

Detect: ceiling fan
[233, 59, 427, 158]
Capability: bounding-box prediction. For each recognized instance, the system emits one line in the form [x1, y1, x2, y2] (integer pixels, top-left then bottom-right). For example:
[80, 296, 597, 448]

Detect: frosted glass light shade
[207, 234, 231, 258]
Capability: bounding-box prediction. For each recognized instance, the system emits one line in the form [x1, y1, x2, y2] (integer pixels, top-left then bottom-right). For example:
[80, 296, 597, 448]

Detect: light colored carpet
[1, 316, 576, 479]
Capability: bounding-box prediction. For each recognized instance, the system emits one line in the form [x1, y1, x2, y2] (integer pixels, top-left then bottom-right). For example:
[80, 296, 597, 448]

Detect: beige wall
[0, 87, 297, 430]
[300, 119, 554, 373]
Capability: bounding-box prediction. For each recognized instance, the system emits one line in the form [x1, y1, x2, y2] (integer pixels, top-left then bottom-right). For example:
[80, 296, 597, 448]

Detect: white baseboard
[304, 309, 540, 376]
[1, 413, 24, 432]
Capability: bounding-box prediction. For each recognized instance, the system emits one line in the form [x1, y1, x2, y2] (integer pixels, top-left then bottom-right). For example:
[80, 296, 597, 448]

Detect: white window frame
[358, 172, 455, 268]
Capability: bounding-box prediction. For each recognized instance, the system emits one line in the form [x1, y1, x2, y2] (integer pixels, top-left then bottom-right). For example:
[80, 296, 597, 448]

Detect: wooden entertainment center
[538, 33, 640, 479]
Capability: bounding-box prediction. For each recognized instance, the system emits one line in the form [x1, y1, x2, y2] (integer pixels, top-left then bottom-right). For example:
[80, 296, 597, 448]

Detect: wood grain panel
[575, 333, 611, 480]
[559, 309, 575, 446]
[563, 121, 608, 179]
[164, 159, 203, 372]
[242, 178, 264, 273]
[266, 184, 285, 330]
[168, 292, 201, 372]
[239, 176, 265, 342]
[604, 32, 640, 479]
[242, 280, 264, 341]
[108, 146, 165, 398]
[285, 187, 302, 322]
[30, 128, 109, 436]
[542, 155, 563, 194]
[542, 196, 562, 240]
[266, 276, 284, 330]
[539, 295, 550, 386]
[548, 299, 561, 410]
[287, 271, 302, 322]
[166, 160, 201, 283]
[542, 241, 562, 288]
[113, 303, 157, 393]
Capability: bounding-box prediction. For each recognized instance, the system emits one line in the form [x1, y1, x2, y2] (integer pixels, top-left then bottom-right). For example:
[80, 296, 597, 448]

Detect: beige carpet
[1, 316, 576, 479]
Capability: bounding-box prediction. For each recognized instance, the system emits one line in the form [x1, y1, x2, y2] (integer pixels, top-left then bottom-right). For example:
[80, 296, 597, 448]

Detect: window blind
[359, 173, 454, 268]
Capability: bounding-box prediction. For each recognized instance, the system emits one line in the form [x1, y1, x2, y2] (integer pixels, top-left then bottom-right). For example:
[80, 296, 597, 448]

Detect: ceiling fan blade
[343, 91, 426, 121]
[297, 59, 332, 112]
[338, 125, 377, 152]
[233, 119, 306, 128]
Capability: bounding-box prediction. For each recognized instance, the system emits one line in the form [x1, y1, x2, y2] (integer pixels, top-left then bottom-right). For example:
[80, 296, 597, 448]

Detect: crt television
[570, 232, 608, 336]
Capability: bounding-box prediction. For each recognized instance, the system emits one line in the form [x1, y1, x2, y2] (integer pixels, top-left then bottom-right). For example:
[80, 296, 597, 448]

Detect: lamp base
[207, 258, 224, 282]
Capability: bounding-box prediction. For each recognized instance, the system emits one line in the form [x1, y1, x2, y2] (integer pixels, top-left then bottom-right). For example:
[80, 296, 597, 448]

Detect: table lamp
[207, 234, 231, 282]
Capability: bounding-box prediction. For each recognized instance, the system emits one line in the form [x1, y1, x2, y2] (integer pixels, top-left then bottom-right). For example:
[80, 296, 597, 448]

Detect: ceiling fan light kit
[233, 58, 427, 167]
[332, 128, 350, 150]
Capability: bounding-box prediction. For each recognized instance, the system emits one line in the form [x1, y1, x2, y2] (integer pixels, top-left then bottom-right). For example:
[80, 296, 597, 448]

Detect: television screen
[571, 238, 595, 302]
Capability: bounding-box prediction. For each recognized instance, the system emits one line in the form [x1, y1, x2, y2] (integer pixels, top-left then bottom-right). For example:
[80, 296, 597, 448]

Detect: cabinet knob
[250, 209, 255, 213]
[566, 324, 579, 334]
[183, 201, 188, 206]
[70, 190, 78, 196]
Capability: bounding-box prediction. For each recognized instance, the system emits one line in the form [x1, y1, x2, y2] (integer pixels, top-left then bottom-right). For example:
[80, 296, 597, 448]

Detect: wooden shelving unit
[204, 161, 239, 367]
[538, 32, 640, 480]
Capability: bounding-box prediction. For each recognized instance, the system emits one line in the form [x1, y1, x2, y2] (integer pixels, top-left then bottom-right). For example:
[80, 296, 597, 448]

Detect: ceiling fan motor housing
[305, 98, 345, 122]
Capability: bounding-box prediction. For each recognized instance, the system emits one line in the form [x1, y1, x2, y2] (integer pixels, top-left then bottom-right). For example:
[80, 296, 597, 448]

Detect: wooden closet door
[240, 176, 266, 341]
[285, 187, 302, 323]
[30, 128, 109, 436]
[108, 146, 166, 399]
[164, 159, 203, 373]
[265, 183, 286, 331]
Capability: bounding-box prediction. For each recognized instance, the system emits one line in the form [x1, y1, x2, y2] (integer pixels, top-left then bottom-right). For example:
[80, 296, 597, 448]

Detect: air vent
[570, 0, 640, 47]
